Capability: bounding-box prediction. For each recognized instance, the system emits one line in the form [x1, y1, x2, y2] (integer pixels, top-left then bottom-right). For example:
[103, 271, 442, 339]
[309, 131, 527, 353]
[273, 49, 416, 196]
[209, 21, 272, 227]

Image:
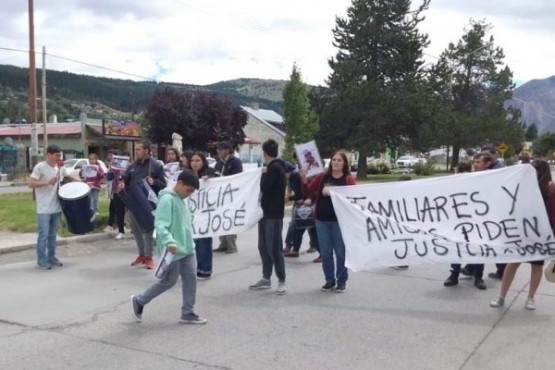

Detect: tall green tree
[282, 64, 319, 161]
[321, 0, 430, 178]
[428, 20, 522, 169]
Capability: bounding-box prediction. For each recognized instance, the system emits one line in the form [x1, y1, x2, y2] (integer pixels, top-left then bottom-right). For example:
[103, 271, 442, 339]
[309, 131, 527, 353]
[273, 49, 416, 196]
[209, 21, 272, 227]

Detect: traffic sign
[497, 142, 509, 155]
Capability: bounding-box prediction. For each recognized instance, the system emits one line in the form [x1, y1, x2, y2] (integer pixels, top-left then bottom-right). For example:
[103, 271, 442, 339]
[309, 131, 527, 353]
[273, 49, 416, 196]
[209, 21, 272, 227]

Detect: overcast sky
[1, 0, 553, 87]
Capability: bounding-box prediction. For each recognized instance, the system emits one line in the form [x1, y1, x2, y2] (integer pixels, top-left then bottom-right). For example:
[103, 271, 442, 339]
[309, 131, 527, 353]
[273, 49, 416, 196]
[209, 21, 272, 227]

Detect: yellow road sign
[497, 142, 509, 154]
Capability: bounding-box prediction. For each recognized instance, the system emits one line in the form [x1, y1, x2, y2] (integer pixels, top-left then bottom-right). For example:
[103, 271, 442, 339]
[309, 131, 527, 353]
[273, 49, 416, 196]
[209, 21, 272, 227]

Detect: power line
[0, 46, 157, 82]
[47, 52, 156, 82]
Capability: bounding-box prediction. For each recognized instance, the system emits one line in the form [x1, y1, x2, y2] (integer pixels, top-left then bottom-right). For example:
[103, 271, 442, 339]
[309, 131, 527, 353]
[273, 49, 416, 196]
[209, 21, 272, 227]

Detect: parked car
[64, 158, 108, 180]
[396, 155, 426, 168]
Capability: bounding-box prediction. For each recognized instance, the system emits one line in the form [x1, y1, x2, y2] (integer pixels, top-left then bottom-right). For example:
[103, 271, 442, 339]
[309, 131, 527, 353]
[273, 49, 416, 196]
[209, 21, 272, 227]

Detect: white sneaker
[276, 282, 287, 295]
[525, 298, 536, 310]
[104, 226, 113, 233]
[115, 233, 124, 240]
[490, 296, 505, 308]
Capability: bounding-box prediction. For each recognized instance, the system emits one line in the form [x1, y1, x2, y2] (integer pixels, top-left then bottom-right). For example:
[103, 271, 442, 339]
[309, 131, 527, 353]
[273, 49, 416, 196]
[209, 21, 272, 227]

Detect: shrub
[367, 159, 391, 174]
[412, 161, 434, 176]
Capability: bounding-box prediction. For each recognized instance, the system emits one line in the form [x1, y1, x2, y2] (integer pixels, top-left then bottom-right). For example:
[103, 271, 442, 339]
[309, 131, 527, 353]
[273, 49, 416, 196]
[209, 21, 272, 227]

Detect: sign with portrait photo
[81, 165, 98, 178]
[110, 155, 130, 171]
[294, 140, 324, 178]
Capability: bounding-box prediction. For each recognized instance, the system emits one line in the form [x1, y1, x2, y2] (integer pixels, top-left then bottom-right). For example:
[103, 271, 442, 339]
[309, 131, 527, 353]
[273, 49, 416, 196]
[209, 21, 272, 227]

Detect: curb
[0, 232, 112, 255]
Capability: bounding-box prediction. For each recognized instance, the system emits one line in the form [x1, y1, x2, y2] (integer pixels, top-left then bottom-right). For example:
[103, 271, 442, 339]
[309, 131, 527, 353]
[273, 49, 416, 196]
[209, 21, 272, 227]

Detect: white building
[239, 104, 285, 164]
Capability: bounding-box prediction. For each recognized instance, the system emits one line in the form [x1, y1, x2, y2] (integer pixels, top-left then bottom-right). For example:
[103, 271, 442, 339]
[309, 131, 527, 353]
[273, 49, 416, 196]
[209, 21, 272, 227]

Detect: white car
[64, 158, 108, 179]
[396, 155, 426, 168]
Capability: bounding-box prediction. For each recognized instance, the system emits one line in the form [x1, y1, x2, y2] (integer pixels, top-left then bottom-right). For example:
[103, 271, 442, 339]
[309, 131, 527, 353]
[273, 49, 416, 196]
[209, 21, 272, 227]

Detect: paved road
[1, 222, 555, 369]
[0, 183, 31, 194]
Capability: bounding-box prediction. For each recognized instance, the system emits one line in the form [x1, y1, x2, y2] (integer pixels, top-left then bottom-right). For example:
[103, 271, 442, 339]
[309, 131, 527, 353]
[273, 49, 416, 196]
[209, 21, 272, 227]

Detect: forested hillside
[0, 64, 285, 122]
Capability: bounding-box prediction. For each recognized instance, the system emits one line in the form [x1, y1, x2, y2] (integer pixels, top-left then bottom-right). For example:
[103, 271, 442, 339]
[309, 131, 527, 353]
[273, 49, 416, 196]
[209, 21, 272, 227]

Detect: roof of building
[0, 122, 82, 136]
[240, 106, 285, 136]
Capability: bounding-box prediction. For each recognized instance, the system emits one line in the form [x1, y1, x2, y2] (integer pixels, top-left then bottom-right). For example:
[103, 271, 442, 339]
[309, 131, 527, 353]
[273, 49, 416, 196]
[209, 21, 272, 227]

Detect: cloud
[0, 0, 553, 87]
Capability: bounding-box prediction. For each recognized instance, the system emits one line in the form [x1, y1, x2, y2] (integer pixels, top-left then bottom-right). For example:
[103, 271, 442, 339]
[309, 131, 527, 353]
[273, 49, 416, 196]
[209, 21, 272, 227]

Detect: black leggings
[108, 194, 126, 233]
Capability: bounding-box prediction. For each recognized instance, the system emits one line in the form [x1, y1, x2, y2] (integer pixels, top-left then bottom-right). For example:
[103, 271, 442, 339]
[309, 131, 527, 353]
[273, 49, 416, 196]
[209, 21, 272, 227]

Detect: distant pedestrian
[283, 152, 320, 260]
[80, 153, 105, 215]
[131, 170, 207, 324]
[213, 141, 243, 253]
[28, 145, 76, 270]
[106, 150, 126, 240]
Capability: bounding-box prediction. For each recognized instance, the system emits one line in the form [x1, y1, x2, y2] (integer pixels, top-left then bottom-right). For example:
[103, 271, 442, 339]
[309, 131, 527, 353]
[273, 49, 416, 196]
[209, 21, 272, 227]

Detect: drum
[120, 179, 158, 233]
[293, 204, 315, 229]
[58, 182, 96, 235]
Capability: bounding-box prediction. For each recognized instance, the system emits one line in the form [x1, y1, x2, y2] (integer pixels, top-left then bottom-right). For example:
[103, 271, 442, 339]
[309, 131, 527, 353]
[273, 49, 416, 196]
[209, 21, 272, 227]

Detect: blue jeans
[135, 254, 197, 318]
[316, 220, 348, 285]
[195, 237, 213, 277]
[36, 212, 61, 263]
[89, 188, 100, 213]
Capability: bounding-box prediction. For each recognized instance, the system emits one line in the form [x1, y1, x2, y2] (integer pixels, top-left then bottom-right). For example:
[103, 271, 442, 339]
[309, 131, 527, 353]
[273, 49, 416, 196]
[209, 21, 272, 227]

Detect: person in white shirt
[28, 145, 75, 270]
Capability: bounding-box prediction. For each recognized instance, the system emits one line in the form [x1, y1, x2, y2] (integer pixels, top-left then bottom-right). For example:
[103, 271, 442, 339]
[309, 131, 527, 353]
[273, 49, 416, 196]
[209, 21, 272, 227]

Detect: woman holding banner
[490, 159, 554, 310]
[301, 150, 356, 292]
[188, 151, 216, 280]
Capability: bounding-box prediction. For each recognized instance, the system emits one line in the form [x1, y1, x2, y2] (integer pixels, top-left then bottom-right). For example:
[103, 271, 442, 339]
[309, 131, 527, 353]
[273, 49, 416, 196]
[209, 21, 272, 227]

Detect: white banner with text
[188, 168, 263, 238]
[331, 165, 555, 271]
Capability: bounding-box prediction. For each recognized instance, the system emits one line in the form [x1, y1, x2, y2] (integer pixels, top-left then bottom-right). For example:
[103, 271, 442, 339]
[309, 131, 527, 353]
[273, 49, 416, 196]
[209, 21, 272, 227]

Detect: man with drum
[122, 141, 166, 270]
[28, 145, 77, 270]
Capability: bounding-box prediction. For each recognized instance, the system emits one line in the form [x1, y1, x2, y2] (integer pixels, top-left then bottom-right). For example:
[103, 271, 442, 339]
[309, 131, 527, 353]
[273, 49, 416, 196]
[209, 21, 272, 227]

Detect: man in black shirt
[249, 139, 287, 295]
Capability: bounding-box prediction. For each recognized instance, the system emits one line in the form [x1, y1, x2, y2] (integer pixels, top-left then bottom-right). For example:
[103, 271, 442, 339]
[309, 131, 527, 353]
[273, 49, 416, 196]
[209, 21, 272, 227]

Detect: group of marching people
[29, 141, 554, 325]
[131, 138, 357, 323]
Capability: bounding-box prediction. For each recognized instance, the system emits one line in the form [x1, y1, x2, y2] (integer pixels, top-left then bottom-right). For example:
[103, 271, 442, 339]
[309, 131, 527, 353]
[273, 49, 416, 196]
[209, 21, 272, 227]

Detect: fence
[0, 145, 17, 175]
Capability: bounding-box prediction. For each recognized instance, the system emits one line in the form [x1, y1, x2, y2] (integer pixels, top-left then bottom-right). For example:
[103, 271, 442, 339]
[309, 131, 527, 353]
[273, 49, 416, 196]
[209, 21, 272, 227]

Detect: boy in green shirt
[131, 170, 207, 324]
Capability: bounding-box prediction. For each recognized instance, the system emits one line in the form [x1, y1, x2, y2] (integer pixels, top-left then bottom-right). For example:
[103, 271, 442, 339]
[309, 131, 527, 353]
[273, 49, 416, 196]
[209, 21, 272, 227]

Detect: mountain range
[0, 64, 286, 122]
[1, 64, 554, 134]
[506, 77, 555, 134]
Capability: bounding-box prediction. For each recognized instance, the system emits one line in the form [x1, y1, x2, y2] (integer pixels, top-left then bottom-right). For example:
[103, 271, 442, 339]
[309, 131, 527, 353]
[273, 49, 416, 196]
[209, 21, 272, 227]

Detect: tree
[532, 133, 555, 157]
[321, 0, 430, 178]
[525, 123, 539, 142]
[145, 88, 248, 152]
[428, 20, 523, 169]
[0, 101, 27, 123]
[282, 64, 319, 161]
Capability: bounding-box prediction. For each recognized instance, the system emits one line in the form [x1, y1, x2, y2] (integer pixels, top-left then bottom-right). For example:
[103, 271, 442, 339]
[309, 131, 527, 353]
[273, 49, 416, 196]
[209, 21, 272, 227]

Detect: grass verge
[0, 191, 110, 235]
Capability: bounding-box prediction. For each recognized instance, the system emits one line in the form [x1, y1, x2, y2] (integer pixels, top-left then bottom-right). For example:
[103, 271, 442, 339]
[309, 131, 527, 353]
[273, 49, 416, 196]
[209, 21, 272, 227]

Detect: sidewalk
[0, 230, 111, 254]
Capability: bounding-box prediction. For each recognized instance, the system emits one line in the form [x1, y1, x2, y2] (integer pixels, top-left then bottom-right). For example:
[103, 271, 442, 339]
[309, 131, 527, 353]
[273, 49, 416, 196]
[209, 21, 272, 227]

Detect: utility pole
[28, 0, 38, 167]
[42, 45, 48, 149]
